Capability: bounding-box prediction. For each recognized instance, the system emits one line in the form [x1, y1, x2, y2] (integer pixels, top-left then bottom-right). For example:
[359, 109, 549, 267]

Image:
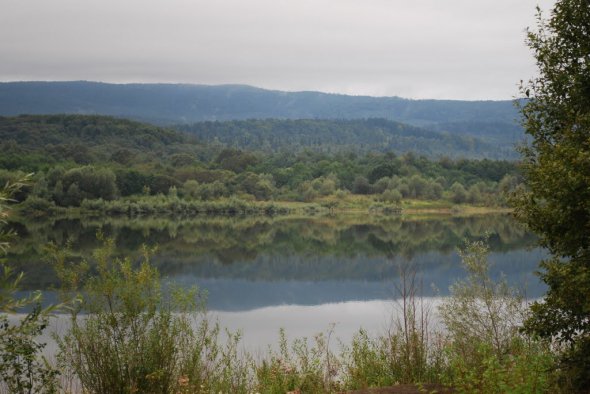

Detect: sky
[1, 0, 555, 100]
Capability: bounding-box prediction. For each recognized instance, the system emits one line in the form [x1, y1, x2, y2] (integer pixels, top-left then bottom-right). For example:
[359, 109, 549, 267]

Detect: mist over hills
[0, 81, 525, 158]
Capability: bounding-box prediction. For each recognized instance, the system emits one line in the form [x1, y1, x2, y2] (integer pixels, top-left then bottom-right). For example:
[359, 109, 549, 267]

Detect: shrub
[379, 189, 402, 204]
[53, 236, 208, 394]
[254, 328, 338, 394]
[449, 182, 467, 204]
[17, 196, 58, 217]
[0, 306, 60, 394]
[1, 177, 60, 393]
[444, 339, 554, 394]
[439, 239, 556, 393]
[52, 234, 259, 394]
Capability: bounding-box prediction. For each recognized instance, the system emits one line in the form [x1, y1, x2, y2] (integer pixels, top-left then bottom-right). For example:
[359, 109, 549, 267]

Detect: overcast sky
[1, 0, 554, 100]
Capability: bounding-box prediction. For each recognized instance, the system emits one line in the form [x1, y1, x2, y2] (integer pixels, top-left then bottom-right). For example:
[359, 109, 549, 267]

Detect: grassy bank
[16, 192, 511, 220]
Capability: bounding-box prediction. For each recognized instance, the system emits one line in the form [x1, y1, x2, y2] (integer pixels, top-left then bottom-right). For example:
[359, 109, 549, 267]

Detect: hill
[0, 114, 208, 171]
[0, 81, 524, 148]
[176, 118, 517, 159]
[0, 115, 520, 210]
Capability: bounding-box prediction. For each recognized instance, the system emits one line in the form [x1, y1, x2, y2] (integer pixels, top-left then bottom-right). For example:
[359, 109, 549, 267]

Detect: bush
[379, 189, 402, 204]
[52, 235, 258, 394]
[449, 182, 468, 204]
[60, 166, 118, 206]
[1, 177, 60, 393]
[0, 306, 60, 393]
[53, 236, 206, 393]
[444, 339, 554, 394]
[439, 240, 556, 393]
[17, 196, 58, 217]
[353, 176, 373, 195]
[255, 328, 338, 394]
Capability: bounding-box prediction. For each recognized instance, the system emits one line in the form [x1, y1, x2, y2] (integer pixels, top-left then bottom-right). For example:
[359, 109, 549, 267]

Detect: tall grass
[340, 262, 446, 391]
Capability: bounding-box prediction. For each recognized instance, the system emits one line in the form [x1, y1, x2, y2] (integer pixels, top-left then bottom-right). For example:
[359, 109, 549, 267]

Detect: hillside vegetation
[176, 118, 518, 159]
[0, 114, 207, 171]
[1, 115, 520, 215]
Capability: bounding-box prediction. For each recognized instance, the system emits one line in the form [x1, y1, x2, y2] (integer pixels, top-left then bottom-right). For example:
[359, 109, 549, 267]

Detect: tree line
[0, 115, 521, 213]
[175, 118, 519, 159]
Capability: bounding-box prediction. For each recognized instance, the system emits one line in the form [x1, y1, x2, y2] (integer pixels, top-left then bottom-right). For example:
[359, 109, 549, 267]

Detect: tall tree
[515, 0, 590, 390]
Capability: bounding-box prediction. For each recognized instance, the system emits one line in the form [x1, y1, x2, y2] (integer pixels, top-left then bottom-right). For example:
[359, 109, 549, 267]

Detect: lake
[9, 213, 546, 350]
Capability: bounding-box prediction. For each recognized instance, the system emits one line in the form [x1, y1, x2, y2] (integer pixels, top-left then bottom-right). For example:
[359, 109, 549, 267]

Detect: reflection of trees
[8, 214, 536, 287]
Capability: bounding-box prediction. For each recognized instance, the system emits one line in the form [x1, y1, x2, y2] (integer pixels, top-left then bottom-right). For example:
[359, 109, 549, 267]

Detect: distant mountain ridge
[0, 81, 525, 157]
[0, 81, 519, 121]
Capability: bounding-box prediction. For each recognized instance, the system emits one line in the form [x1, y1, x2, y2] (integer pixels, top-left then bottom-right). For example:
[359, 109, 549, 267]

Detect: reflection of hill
[16, 247, 547, 312]
[10, 214, 538, 289]
[171, 248, 546, 311]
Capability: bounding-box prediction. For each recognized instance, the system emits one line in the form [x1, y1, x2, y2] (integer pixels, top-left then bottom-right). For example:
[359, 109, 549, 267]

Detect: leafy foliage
[0, 307, 60, 394]
[53, 236, 200, 393]
[0, 114, 207, 172]
[52, 234, 260, 394]
[439, 240, 526, 359]
[514, 0, 590, 390]
[0, 177, 60, 393]
[439, 240, 555, 393]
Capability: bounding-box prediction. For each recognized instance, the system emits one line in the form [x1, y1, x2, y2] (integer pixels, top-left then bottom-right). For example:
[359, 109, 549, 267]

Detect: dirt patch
[342, 384, 454, 394]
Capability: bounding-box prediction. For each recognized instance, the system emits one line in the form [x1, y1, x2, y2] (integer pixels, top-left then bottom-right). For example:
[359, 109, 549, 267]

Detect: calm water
[10, 213, 546, 347]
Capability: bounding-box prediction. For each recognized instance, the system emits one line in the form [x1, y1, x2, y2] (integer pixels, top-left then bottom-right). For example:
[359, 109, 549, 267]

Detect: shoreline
[15, 196, 512, 220]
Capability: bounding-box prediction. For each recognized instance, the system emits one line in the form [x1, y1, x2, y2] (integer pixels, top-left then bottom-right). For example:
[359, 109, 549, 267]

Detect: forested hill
[0, 114, 208, 170]
[176, 119, 517, 159]
[0, 81, 523, 143]
[0, 114, 520, 209]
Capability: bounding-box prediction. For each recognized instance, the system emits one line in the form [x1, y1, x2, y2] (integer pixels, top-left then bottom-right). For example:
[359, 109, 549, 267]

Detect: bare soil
[341, 384, 454, 394]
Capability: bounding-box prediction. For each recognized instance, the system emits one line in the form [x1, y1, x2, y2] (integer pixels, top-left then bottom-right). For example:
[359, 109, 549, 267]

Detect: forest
[175, 118, 519, 159]
[0, 114, 521, 217]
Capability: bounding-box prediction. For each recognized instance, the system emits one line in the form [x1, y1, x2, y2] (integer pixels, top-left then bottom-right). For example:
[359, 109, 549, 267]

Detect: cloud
[0, 0, 555, 99]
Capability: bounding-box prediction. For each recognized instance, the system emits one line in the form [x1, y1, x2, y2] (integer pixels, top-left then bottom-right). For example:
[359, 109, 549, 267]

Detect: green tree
[215, 148, 258, 173]
[440, 240, 526, 359]
[408, 174, 428, 199]
[115, 169, 151, 197]
[169, 153, 195, 167]
[373, 177, 393, 194]
[110, 148, 135, 165]
[182, 179, 200, 199]
[149, 174, 180, 195]
[368, 164, 394, 184]
[353, 176, 372, 195]
[379, 189, 402, 204]
[449, 182, 467, 204]
[514, 0, 590, 390]
[61, 166, 118, 205]
[426, 180, 443, 200]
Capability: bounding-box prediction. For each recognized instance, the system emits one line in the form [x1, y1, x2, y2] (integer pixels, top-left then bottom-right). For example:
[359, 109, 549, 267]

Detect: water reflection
[9, 214, 545, 311]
